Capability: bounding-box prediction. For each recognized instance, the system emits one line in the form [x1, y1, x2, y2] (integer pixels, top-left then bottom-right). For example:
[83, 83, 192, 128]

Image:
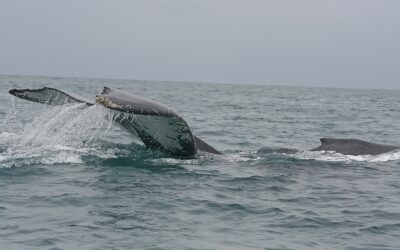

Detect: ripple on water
[1, 77, 400, 250]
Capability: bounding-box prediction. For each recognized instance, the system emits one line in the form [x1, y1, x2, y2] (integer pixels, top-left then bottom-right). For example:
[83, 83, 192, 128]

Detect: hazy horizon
[4, 73, 400, 92]
[1, 1, 399, 89]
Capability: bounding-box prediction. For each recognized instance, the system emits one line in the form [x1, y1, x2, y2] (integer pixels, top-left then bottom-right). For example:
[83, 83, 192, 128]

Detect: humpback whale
[8, 87, 399, 157]
[311, 138, 399, 156]
[9, 87, 221, 157]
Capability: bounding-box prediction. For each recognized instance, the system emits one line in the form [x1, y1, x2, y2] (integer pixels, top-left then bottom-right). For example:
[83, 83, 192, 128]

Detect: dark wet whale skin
[311, 138, 399, 156]
[96, 87, 178, 117]
[96, 87, 197, 157]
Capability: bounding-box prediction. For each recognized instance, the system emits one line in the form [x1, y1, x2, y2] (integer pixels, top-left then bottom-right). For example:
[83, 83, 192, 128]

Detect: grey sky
[1, 0, 399, 89]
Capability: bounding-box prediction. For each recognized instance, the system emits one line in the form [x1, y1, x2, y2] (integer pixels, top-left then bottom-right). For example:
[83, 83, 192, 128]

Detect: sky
[0, 0, 399, 89]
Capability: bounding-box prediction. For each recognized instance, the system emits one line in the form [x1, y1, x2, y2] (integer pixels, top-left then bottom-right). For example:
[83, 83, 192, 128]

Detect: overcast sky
[0, 0, 399, 89]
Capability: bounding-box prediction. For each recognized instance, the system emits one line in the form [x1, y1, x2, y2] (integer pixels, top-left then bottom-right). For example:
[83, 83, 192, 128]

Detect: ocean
[0, 75, 399, 250]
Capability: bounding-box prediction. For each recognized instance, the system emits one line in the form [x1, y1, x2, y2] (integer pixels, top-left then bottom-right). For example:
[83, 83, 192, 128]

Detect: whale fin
[194, 136, 222, 155]
[9, 87, 93, 105]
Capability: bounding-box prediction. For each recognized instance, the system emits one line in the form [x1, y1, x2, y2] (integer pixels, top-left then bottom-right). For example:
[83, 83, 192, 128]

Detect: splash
[0, 103, 118, 168]
[18, 103, 115, 147]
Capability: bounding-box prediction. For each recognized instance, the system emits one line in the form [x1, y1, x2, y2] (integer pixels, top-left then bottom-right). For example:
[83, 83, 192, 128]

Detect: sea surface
[0, 75, 399, 250]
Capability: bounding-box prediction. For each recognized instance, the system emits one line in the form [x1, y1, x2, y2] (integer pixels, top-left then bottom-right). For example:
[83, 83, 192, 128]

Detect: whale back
[311, 138, 399, 156]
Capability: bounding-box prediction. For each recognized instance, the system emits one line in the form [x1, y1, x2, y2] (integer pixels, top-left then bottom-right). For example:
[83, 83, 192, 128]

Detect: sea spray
[0, 103, 117, 167]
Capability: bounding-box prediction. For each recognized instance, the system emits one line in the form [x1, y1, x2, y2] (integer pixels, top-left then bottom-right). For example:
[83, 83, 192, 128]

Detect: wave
[224, 147, 400, 164]
[291, 149, 400, 163]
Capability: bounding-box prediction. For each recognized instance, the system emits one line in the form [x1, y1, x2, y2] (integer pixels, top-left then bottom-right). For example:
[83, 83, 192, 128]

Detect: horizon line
[0, 73, 398, 92]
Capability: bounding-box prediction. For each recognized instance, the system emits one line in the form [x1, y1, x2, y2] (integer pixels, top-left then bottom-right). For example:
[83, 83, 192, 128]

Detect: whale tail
[9, 87, 222, 157]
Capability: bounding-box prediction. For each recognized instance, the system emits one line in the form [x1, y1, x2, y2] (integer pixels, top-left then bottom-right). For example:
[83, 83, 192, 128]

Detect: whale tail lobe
[9, 87, 93, 106]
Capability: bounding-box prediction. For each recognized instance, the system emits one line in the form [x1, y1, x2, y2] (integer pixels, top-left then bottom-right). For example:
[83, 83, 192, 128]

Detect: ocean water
[0, 75, 399, 250]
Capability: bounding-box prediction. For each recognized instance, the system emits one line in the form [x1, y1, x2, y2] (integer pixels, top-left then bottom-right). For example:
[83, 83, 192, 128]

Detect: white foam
[223, 150, 260, 162]
[0, 132, 17, 143]
[149, 157, 202, 165]
[293, 149, 400, 163]
[40, 151, 83, 164]
[0, 143, 124, 168]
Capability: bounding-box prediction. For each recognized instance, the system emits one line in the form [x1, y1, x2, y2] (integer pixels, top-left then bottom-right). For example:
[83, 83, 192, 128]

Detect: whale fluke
[311, 138, 399, 156]
[8, 86, 221, 157]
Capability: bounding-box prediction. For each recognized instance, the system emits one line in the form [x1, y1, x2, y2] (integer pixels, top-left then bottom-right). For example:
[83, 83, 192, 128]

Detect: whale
[311, 138, 399, 156]
[9, 87, 221, 157]
[8, 87, 399, 157]
[259, 138, 399, 156]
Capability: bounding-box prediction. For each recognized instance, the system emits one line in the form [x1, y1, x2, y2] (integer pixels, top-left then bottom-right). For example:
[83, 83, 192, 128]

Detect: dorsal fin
[320, 138, 333, 143]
